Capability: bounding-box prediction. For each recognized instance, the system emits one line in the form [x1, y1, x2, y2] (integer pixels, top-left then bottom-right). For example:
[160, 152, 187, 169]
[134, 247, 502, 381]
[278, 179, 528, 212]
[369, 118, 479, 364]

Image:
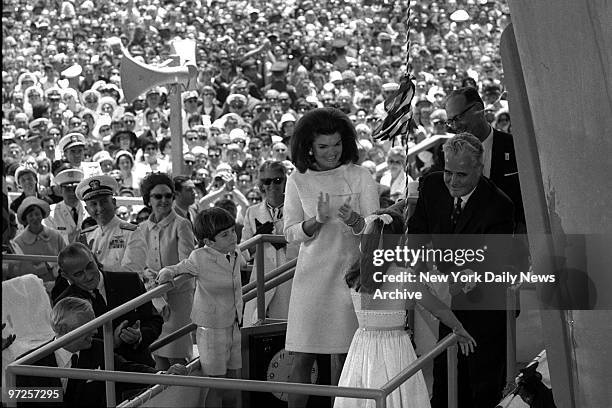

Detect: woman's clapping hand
[338, 196, 354, 224]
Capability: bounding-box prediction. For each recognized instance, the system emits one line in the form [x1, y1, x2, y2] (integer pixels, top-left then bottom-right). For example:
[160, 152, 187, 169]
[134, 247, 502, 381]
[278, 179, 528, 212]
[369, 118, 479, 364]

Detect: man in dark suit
[407, 133, 515, 408]
[53, 242, 163, 368]
[445, 86, 525, 233]
[16, 297, 185, 407]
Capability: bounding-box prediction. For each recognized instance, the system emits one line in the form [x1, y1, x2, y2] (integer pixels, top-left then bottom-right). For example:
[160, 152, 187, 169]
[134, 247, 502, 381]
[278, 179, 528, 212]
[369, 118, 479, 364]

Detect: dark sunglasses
[250, 146, 261, 151]
[185, 160, 195, 165]
[151, 193, 174, 200]
[261, 177, 285, 185]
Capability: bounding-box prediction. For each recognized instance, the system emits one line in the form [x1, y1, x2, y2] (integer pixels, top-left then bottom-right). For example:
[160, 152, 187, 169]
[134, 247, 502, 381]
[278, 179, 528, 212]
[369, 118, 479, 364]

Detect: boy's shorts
[196, 322, 241, 376]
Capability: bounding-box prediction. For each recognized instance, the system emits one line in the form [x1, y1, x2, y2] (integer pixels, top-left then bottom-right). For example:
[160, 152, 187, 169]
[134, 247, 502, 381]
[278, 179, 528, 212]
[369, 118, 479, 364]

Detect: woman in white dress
[284, 108, 379, 407]
[334, 210, 476, 408]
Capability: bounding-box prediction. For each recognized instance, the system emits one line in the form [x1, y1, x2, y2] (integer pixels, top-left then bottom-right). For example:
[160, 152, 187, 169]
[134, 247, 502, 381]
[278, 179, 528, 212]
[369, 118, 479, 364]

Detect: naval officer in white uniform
[76, 174, 147, 273]
[44, 167, 88, 244]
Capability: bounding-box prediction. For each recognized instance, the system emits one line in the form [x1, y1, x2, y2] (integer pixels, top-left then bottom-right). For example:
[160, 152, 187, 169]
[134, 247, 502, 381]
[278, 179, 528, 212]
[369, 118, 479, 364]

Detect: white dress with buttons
[283, 164, 379, 353]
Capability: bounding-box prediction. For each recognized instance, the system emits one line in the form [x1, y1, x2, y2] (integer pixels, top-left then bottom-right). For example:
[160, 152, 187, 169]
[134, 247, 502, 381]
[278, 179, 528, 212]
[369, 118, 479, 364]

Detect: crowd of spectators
[3, 0, 513, 224]
[3, 1, 520, 403]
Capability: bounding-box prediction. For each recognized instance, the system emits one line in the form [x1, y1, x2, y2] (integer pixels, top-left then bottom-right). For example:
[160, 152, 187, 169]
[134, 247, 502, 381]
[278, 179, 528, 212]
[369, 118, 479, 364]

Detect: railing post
[103, 321, 116, 407]
[375, 393, 386, 408]
[447, 344, 458, 408]
[5, 366, 17, 408]
[255, 241, 266, 323]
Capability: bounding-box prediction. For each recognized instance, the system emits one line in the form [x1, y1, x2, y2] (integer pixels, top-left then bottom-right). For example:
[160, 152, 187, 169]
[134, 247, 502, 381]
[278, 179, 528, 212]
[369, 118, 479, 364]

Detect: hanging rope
[372, 0, 415, 146]
[371, 1, 415, 227]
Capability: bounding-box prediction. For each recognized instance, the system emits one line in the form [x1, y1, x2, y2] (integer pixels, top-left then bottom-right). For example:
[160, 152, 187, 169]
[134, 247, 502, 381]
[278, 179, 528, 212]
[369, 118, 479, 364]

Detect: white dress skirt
[334, 289, 431, 408]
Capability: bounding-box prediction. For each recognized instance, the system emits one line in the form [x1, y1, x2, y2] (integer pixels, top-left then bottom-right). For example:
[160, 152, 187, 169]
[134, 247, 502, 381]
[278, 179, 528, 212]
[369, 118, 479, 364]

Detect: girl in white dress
[334, 210, 476, 408]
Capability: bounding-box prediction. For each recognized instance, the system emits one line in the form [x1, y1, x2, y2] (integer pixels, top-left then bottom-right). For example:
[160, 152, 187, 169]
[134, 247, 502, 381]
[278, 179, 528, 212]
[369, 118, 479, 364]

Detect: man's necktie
[91, 289, 108, 316]
[451, 197, 463, 227]
[70, 353, 79, 368]
[71, 207, 78, 226]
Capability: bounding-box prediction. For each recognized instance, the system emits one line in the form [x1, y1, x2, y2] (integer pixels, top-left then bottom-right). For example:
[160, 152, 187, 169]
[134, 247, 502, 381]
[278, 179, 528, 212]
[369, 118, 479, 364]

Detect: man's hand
[450, 269, 477, 296]
[2, 323, 16, 350]
[114, 320, 142, 346]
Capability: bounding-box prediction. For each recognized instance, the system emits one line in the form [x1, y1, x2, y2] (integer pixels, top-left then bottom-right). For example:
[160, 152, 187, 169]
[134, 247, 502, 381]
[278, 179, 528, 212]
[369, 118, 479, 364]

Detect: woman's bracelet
[347, 213, 362, 227]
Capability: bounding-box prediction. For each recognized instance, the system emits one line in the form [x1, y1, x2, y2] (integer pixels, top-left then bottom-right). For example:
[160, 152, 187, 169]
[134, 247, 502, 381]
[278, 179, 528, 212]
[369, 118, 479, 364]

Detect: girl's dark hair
[291, 107, 359, 173]
[194, 207, 235, 245]
[345, 209, 405, 293]
[140, 172, 174, 207]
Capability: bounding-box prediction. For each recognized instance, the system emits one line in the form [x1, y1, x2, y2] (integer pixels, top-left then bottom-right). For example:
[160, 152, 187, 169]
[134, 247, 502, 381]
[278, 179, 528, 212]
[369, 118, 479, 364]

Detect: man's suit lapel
[101, 271, 117, 310]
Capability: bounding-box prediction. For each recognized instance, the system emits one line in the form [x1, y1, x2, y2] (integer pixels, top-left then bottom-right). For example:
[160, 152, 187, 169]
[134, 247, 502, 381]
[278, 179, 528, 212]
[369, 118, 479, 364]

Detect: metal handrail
[241, 258, 297, 294]
[243, 266, 295, 302]
[3, 254, 58, 263]
[118, 355, 202, 408]
[5, 234, 461, 407]
[5, 274, 192, 408]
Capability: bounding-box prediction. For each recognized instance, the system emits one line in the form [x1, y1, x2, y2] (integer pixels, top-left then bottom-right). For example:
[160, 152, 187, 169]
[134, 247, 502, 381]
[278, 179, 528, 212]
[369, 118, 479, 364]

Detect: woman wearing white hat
[9, 165, 58, 214]
[11, 196, 66, 293]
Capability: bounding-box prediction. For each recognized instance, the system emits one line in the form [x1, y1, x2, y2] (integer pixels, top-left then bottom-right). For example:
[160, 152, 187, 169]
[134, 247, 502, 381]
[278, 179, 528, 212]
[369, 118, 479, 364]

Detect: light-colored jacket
[160, 246, 244, 328]
[43, 201, 88, 244]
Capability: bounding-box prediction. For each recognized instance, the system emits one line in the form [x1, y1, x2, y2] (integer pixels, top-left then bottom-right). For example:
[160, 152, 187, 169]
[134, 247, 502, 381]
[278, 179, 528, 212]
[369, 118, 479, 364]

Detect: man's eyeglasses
[387, 159, 404, 165]
[445, 103, 479, 127]
[248, 195, 262, 202]
[261, 177, 285, 185]
[249, 146, 261, 151]
[151, 193, 174, 200]
[185, 160, 195, 165]
[208, 153, 220, 158]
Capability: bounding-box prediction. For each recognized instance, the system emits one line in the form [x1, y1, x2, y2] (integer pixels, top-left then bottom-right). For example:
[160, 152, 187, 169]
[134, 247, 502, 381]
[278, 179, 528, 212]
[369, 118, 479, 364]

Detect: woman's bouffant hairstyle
[290, 107, 359, 173]
[140, 172, 174, 207]
[345, 209, 405, 293]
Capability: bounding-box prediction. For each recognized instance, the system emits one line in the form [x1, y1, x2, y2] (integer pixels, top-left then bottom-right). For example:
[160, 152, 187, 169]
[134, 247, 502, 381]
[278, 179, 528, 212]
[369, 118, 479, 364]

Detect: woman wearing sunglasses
[242, 161, 297, 326]
[138, 172, 196, 371]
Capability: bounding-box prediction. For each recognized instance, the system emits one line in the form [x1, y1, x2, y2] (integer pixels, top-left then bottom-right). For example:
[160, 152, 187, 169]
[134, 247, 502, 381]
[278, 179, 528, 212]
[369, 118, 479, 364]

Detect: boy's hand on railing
[165, 364, 187, 375]
[453, 325, 477, 356]
[156, 269, 173, 285]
